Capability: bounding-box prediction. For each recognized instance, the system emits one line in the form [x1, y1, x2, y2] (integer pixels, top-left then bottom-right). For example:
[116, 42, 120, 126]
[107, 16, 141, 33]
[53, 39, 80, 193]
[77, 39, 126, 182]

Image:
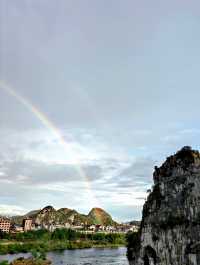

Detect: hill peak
[88, 207, 115, 225]
[90, 207, 106, 212]
[12, 206, 116, 226]
[153, 146, 200, 183]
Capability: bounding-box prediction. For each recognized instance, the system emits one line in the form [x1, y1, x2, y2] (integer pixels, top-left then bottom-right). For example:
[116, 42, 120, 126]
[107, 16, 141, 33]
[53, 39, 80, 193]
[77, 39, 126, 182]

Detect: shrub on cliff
[126, 231, 141, 259]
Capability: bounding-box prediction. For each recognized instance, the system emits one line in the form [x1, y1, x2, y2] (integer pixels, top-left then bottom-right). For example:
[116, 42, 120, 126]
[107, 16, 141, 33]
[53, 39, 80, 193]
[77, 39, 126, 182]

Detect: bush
[0, 261, 9, 265]
[51, 228, 79, 241]
[126, 231, 141, 260]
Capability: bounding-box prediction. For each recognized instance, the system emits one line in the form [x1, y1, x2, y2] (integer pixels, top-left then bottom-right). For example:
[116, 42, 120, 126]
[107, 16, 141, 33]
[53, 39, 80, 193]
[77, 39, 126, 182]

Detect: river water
[0, 247, 129, 265]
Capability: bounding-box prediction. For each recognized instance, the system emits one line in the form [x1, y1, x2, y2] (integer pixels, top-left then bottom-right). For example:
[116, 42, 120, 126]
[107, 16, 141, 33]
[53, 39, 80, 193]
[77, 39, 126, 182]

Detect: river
[0, 247, 129, 265]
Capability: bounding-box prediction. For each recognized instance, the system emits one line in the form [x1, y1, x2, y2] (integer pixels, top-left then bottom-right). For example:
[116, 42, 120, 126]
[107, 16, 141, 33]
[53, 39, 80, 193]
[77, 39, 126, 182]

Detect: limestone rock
[128, 146, 200, 265]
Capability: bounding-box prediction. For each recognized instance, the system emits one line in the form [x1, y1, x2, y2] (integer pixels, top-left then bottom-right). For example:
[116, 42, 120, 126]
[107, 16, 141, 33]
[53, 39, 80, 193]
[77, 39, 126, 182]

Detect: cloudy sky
[0, 0, 200, 221]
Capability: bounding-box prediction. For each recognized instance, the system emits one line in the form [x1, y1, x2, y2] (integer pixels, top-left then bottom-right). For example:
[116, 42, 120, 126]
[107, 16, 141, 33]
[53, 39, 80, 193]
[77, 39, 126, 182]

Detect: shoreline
[0, 241, 126, 255]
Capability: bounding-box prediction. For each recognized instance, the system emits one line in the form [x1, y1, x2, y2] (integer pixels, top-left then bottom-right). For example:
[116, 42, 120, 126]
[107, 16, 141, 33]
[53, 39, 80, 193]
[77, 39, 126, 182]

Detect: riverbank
[0, 257, 51, 265]
[0, 229, 126, 255]
[0, 228, 127, 255]
[0, 240, 125, 255]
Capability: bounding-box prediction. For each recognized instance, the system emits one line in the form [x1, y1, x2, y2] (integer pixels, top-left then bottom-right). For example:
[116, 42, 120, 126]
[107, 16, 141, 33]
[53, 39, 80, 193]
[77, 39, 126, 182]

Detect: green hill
[88, 207, 115, 225]
[12, 206, 116, 227]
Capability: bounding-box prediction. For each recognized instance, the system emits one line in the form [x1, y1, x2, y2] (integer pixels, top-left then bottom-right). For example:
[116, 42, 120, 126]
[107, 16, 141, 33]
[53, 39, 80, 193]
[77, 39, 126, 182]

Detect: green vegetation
[0, 229, 126, 255]
[126, 231, 141, 260]
[11, 259, 50, 265]
[0, 261, 9, 265]
[142, 184, 164, 219]
[8, 250, 51, 265]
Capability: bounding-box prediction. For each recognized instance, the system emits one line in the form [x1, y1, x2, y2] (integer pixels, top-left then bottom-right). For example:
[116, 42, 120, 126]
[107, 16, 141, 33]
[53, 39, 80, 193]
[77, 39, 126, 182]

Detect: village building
[10, 224, 24, 233]
[64, 223, 71, 229]
[23, 218, 32, 232]
[0, 217, 11, 233]
[88, 225, 96, 231]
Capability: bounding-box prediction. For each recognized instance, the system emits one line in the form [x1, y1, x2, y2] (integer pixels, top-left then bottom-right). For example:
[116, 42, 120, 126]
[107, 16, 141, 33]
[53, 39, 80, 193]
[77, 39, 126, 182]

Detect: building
[23, 218, 32, 232]
[65, 222, 71, 229]
[0, 217, 11, 233]
[89, 225, 96, 231]
[130, 225, 139, 232]
[10, 224, 23, 233]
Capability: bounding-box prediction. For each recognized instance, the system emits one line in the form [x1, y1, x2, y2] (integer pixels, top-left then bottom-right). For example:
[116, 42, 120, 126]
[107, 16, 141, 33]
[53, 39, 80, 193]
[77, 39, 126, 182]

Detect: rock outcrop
[128, 146, 200, 265]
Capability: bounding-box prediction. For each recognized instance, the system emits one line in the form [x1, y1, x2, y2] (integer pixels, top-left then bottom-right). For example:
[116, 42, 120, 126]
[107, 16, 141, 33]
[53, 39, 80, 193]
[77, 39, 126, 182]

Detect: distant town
[0, 206, 140, 235]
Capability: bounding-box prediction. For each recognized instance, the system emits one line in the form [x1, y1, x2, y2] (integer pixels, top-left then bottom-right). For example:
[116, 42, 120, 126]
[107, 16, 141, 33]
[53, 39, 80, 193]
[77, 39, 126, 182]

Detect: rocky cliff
[128, 146, 200, 265]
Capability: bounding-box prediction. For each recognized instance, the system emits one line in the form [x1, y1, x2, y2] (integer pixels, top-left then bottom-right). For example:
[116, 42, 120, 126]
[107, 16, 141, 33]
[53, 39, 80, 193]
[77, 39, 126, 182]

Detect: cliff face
[128, 147, 200, 265]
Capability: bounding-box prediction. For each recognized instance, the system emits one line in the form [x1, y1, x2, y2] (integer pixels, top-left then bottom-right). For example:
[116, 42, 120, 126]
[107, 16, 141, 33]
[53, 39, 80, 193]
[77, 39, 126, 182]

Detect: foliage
[0, 231, 11, 240]
[51, 228, 79, 241]
[0, 228, 126, 255]
[31, 249, 46, 260]
[126, 231, 141, 260]
[15, 230, 50, 241]
[0, 261, 9, 265]
[126, 231, 140, 249]
[10, 257, 51, 265]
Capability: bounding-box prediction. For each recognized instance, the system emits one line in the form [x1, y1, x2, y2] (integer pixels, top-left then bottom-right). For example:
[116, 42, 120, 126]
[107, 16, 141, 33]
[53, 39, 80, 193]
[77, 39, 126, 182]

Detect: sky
[0, 0, 200, 221]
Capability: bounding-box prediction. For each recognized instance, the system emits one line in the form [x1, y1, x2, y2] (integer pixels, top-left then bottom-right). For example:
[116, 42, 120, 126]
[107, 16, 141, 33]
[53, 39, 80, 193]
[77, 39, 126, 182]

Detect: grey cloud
[105, 157, 155, 188]
[1, 159, 104, 185]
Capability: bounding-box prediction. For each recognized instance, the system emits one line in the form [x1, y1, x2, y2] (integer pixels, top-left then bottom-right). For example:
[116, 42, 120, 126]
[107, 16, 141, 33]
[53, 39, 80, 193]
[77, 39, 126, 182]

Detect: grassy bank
[0, 258, 51, 265]
[0, 229, 126, 255]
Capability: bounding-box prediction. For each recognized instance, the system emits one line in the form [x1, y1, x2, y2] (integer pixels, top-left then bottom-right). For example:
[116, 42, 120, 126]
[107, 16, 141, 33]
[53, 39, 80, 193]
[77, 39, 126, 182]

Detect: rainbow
[0, 80, 99, 206]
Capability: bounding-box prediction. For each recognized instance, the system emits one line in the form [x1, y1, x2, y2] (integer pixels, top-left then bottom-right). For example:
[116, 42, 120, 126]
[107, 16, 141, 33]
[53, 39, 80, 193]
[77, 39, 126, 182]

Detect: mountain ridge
[11, 206, 117, 227]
